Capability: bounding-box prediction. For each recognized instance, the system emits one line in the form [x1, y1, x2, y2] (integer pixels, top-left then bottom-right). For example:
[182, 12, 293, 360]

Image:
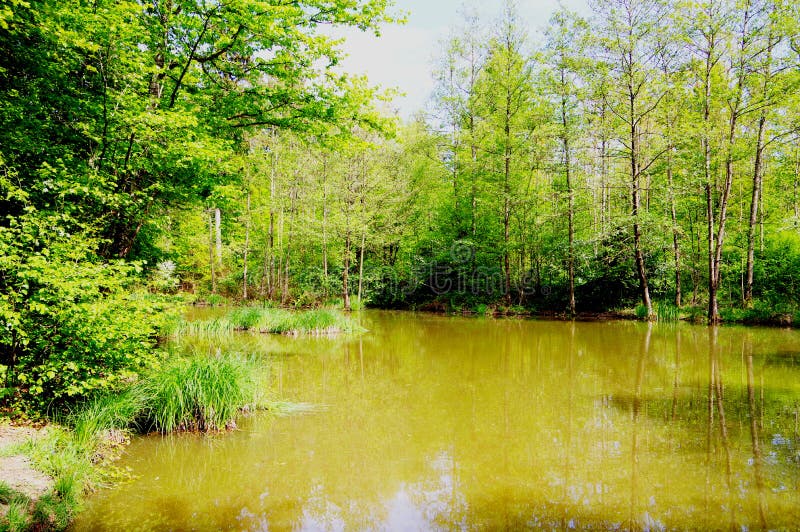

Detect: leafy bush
[149, 260, 180, 293]
[0, 211, 175, 414]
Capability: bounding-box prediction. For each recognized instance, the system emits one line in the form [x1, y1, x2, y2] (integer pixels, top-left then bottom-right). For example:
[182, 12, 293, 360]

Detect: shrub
[0, 212, 175, 415]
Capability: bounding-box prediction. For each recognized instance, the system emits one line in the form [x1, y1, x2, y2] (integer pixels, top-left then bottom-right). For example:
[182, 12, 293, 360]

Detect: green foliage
[149, 261, 180, 294]
[0, 0, 397, 415]
[654, 302, 680, 322]
[136, 353, 265, 433]
[0, 210, 175, 414]
[170, 307, 364, 337]
[752, 232, 800, 303]
[635, 304, 650, 320]
[68, 351, 270, 435]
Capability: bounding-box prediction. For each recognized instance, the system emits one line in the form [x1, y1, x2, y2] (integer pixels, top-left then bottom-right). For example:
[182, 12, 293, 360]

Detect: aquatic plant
[655, 302, 680, 322]
[69, 389, 147, 449]
[228, 307, 264, 330]
[265, 308, 361, 335]
[167, 317, 236, 338]
[169, 307, 364, 338]
[70, 353, 269, 436]
[137, 354, 266, 433]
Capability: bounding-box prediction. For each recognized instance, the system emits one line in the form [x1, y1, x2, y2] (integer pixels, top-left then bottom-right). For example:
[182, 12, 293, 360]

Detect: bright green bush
[0, 211, 175, 414]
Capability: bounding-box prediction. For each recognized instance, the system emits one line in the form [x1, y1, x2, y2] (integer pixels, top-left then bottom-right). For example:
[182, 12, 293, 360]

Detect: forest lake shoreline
[3, 305, 798, 528]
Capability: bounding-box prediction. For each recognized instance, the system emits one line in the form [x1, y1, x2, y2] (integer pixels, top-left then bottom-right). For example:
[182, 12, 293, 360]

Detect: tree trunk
[283, 185, 296, 304]
[630, 91, 652, 318]
[709, 5, 749, 323]
[702, 35, 717, 323]
[562, 82, 576, 316]
[358, 229, 366, 304]
[745, 112, 766, 306]
[214, 207, 222, 264]
[666, 145, 682, 307]
[267, 141, 277, 300]
[322, 156, 329, 297]
[709, 99, 739, 323]
[745, 30, 775, 306]
[503, 94, 512, 304]
[242, 190, 250, 300]
[343, 231, 351, 311]
[208, 209, 216, 295]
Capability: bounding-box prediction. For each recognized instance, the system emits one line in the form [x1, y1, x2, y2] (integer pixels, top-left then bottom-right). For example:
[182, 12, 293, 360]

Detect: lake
[72, 311, 800, 530]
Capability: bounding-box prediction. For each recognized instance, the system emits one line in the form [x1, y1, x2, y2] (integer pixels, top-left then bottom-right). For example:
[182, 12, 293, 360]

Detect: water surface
[73, 312, 800, 530]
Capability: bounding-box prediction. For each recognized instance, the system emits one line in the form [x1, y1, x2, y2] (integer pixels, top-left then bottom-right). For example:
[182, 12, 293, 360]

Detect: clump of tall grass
[266, 308, 362, 335]
[69, 388, 148, 450]
[168, 307, 364, 338]
[3, 494, 30, 531]
[655, 301, 681, 322]
[137, 354, 267, 433]
[228, 307, 264, 330]
[166, 317, 236, 338]
[634, 304, 651, 320]
[69, 352, 269, 436]
[3, 352, 271, 530]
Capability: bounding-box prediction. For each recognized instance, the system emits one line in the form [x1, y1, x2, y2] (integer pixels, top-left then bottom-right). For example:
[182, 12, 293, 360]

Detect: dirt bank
[0, 423, 53, 509]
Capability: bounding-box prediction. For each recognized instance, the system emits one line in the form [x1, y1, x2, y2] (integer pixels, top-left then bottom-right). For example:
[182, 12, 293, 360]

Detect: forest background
[2, 0, 800, 412]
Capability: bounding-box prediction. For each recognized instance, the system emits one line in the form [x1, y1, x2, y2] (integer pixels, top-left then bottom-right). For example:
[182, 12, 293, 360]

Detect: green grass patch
[654, 301, 680, 322]
[206, 294, 229, 307]
[11, 426, 95, 532]
[68, 353, 269, 436]
[169, 307, 364, 338]
[4, 496, 30, 531]
[1, 351, 272, 530]
[137, 354, 267, 433]
[474, 303, 489, 316]
[167, 317, 236, 338]
[0, 481, 20, 505]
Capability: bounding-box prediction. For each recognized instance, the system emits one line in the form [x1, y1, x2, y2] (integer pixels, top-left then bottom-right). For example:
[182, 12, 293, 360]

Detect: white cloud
[328, 24, 441, 119]
[323, 0, 591, 120]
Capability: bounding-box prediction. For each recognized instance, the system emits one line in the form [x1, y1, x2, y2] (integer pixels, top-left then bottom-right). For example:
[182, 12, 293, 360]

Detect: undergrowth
[168, 307, 364, 337]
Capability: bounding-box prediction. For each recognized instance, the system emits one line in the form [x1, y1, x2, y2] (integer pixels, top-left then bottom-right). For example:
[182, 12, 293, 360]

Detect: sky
[328, 0, 590, 119]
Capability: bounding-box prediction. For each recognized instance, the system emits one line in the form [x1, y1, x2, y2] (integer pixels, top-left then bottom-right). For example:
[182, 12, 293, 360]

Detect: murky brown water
[72, 311, 800, 530]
